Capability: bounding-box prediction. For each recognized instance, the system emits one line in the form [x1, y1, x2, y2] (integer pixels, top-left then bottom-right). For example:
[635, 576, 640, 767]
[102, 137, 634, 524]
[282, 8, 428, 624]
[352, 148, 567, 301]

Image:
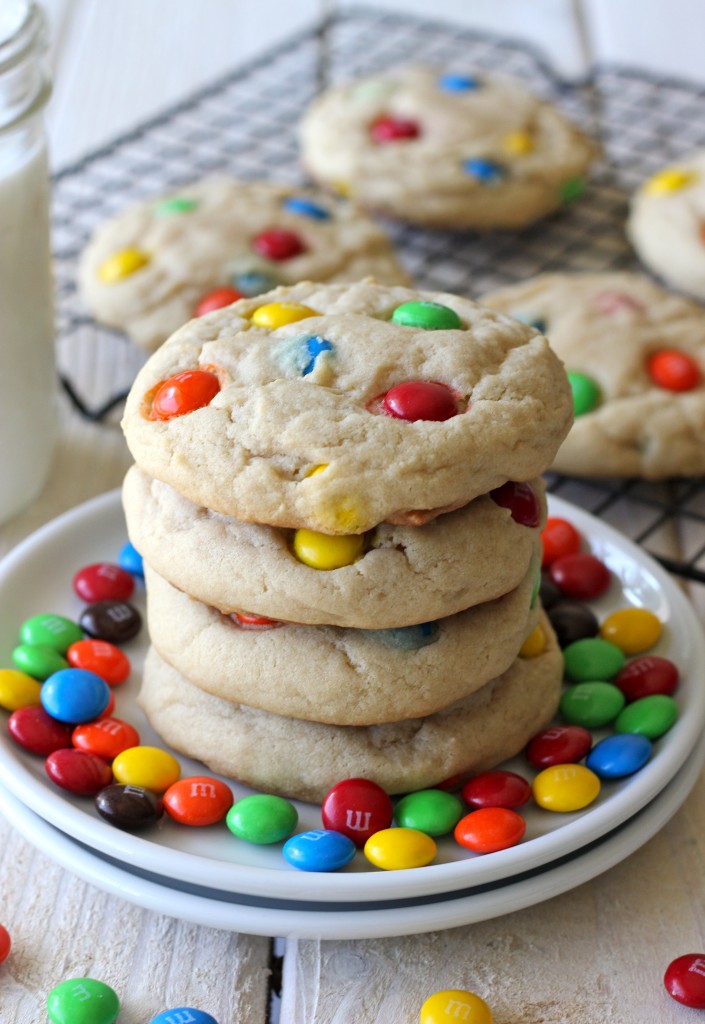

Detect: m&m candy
[599, 607, 662, 654]
[0, 669, 43, 712]
[525, 725, 592, 769]
[364, 827, 437, 869]
[98, 248, 149, 283]
[532, 764, 600, 812]
[665, 953, 705, 1008]
[46, 977, 120, 1024]
[420, 990, 492, 1024]
[164, 776, 234, 826]
[95, 784, 163, 831]
[8, 705, 73, 755]
[321, 778, 393, 846]
[12, 643, 67, 680]
[292, 529, 364, 570]
[79, 600, 142, 644]
[67, 639, 130, 685]
[370, 116, 420, 143]
[19, 613, 82, 654]
[150, 1011, 219, 1024]
[252, 228, 305, 261]
[462, 770, 531, 810]
[72, 717, 140, 762]
[381, 381, 458, 422]
[73, 562, 135, 603]
[194, 287, 242, 317]
[45, 748, 113, 796]
[40, 668, 111, 724]
[614, 655, 679, 700]
[391, 301, 461, 331]
[454, 807, 526, 853]
[567, 371, 601, 416]
[283, 829, 357, 872]
[541, 517, 581, 566]
[394, 789, 464, 836]
[226, 793, 298, 844]
[490, 481, 540, 527]
[647, 349, 700, 391]
[112, 745, 180, 792]
[550, 552, 611, 599]
[0, 923, 11, 963]
[151, 370, 220, 420]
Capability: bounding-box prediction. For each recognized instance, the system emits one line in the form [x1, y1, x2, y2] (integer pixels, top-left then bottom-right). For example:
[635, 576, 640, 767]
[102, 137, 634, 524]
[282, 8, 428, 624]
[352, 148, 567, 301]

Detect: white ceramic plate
[2, 728, 703, 939]
[0, 489, 703, 904]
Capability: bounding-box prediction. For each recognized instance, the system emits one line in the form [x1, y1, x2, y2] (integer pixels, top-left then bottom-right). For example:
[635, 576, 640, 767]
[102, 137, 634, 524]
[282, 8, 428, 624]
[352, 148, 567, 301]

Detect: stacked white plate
[0, 490, 704, 939]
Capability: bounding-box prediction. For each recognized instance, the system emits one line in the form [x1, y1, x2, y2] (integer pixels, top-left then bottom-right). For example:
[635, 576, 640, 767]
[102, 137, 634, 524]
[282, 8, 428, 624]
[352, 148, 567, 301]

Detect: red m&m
[370, 116, 420, 143]
[490, 481, 540, 527]
[0, 924, 10, 964]
[541, 517, 581, 566]
[73, 563, 135, 603]
[322, 777, 393, 847]
[151, 370, 220, 420]
[8, 705, 73, 756]
[194, 286, 242, 317]
[549, 552, 611, 600]
[615, 655, 679, 701]
[647, 349, 700, 392]
[252, 228, 306, 261]
[45, 748, 112, 796]
[461, 770, 531, 810]
[525, 725, 593, 769]
[381, 381, 458, 422]
[665, 953, 705, 1008]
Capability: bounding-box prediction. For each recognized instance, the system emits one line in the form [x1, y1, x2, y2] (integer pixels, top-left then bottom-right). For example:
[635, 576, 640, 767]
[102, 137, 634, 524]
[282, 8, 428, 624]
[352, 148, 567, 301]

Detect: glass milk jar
[0, 0, 55, 523]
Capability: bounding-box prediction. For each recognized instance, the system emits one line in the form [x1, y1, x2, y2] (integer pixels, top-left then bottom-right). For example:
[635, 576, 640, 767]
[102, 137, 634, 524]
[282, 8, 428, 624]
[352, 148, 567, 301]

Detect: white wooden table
[4, 3, 705, 1022]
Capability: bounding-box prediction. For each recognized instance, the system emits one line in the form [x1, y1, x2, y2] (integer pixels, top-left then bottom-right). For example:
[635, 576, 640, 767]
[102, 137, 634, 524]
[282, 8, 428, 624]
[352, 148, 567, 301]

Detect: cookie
[78, 176, 409, 351]
[121, 279, 572, 534]
[482, 271, 705, 479]
[123, 465, 546, 628]
[628, 152, 705, 302]
[138, 617, 562, 803]
[299, 65, 597, 229]
[142, 549, 540, 725]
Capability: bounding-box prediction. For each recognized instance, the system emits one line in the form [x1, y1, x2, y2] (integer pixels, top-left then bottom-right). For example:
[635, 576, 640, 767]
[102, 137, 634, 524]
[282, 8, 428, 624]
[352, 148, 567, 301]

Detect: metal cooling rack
[51, 6, 705, 589]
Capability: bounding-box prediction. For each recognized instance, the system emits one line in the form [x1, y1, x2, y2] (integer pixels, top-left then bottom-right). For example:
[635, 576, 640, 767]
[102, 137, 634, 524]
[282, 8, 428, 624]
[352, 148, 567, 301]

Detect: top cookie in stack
[121, 278, 572, 533]
[121, 279, 572, 800]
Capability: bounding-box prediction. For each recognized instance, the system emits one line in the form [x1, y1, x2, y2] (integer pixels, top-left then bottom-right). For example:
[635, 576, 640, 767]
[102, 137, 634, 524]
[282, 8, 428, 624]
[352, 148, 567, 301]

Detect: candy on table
[8, 705, 73, 755]
[585, 733, 652, 779]
[19, 612, 83, 654]
[283, 829, 357, 872]
[614, 693, 679, 739]
[78, 599, 142, 644]
[73, 562, 135, 604]
[532, 763, 601, 812]
[525, 725, 593, 769]
[0, 667, 42, 711]
[111, 745, 180, 792]
[150, 1010, 219, 1024]
[45, 748, 113, 796]
[664, 953, 705, 1008]
[226, 793, 298, 844]
[292, 528, 365, 570]
[118, 540, 144, 578]
[12, 642, 68, 680]
[393, 789, 464, 836]
[67, 639, 130, 685]
[364, 827, 437, 870]
[461, 770, 532, 810]
[150, 369, 221, 421]
[549, 552, 611, 599]
[560, 681, 626, 729]
[40, 668, 111, 724]
[321, 777, 393, 847]
[163, 776, 234, 826]
[194, 286, 242, 317]
[72, 717, 140, 762]
[95, 783, 163, 831]
[454, 807, 526, 854]
[615, 655, 679, 700]
[599, 607, 662, 654]
[420, 990, 493, 1024]
[0, 922, 11, 963]
[46, 977, 120, 1024]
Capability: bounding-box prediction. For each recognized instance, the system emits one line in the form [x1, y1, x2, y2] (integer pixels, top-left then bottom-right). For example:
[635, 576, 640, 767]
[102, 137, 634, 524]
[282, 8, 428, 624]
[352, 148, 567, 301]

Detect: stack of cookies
[121, 279, 573, 803]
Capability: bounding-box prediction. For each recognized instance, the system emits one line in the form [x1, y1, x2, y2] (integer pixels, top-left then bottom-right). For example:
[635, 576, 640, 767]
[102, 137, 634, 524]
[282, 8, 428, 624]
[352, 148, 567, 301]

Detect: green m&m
[391, 301, 462, 331]
[563, 637, 626, 683]
[393, 789, 464, 836]
[19, 613, 83, 654]
[567, 371, 601, 417]
[615, 694, 679, 739]
[560, 681, 626, 729]
[47, 978, 120, 1024]
[226, 793, 298, 845]
[12, 643, 67, 680]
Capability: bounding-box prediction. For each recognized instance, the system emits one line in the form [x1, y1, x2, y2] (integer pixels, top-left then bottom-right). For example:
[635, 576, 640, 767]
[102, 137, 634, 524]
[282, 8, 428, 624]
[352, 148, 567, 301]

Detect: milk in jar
[0, 0, 55, 523]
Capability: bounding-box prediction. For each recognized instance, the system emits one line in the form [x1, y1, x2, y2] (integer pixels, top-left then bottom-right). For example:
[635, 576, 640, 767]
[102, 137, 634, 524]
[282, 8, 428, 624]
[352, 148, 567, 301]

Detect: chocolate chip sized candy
[548, 600, 599, 648]
[79, 600, 142, 644]
[95, 783, 163, 831]
[539, 572, 562, 611]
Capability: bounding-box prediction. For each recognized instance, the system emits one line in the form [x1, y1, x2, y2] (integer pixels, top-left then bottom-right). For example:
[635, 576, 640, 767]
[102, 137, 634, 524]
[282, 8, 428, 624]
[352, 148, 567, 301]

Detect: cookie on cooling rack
[78, 176, 410, 352]
[299, 65, 597, 230]
[120, 279, 573, 534]
[123, 465, 546, 628]
[482, 271, 705, 479]
[139, 616, 562, 803]
[142, 552, 540, 725]
[628, 151, 705, 302]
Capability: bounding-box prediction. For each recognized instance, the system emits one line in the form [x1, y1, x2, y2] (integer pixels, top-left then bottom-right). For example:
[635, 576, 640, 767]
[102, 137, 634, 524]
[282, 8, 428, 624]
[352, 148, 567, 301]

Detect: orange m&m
[151, 370, 220, 420]
[454, 806, 526, 853]
[67, 639, 130, 685]
[72, 717, 140, 762]
[163, 775, 234, 825]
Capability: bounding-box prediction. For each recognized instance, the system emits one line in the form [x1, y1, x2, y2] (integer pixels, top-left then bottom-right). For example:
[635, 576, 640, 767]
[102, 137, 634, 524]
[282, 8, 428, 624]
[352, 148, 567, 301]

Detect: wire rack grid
[50, 6, 705, 590]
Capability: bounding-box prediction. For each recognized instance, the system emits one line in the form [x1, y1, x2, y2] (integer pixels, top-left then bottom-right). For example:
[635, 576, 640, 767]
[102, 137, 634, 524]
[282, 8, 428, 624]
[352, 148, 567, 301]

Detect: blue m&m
[586, 733, 652, 779]
[118, 541, 144, 578]
[40, 668, 111, 723]
[283, 829, 357, 872]
[283, 196, 331, 220]
[438, 73, 480, 92]
[463, 158, 505, 184]
[150, 1010, 218, 1024]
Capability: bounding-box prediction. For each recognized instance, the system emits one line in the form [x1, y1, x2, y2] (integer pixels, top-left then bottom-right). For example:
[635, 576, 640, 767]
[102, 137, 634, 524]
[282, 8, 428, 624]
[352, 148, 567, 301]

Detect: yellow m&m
[0, 669, 41, 711]
[599, 607, 662, 655]
[532, 763, 600, 812]
[250, 302, 318, 329]
[503, 130, 534, 155]
[98, 247, 150, 283]
[292, 528, 365, 570]
[643, 168, 696, 196]
[519, 624, 546, 658]
[420, 990, 493, 1024]
[364, 827, 437, 870]
[112, 745, 181, 793]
